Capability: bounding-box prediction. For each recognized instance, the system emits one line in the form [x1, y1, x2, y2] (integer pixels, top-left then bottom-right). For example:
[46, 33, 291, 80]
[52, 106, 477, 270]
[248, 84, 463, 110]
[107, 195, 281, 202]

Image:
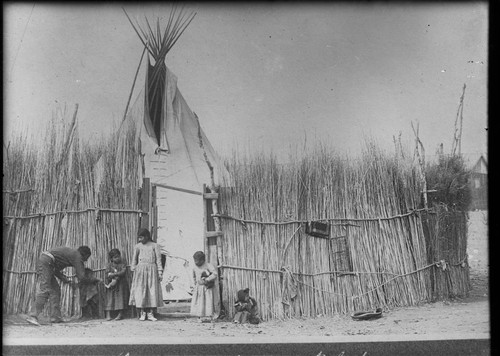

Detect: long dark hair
[138, 228, 151, 242]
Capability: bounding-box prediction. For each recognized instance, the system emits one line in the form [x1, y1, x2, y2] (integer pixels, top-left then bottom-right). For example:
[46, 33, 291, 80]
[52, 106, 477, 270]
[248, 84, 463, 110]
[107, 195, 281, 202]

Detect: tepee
[98, 8, 229, 301]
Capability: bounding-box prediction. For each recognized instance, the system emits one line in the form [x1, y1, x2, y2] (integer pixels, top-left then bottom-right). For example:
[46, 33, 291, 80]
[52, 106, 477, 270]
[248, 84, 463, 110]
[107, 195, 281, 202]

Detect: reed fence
[218, 146, 470, 321]
[3, 110, 141, 318]
[3, 112, 470, 321]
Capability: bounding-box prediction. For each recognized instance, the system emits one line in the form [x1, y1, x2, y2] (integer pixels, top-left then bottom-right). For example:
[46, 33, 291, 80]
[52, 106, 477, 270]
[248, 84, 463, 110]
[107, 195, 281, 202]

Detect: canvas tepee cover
[97, 56, 229, 302]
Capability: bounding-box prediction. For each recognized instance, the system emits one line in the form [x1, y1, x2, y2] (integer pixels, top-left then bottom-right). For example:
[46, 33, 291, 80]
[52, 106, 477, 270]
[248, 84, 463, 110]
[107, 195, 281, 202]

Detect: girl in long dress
[190, 251, 217, 322]
[104, 248, 129, 321]
[129, 228, 163, 321]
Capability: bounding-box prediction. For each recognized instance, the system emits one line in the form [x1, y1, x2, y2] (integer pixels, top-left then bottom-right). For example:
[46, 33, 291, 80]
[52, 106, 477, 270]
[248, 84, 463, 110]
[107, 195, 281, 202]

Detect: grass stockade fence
[3, 111, 470, 320]
[218, 145, 469, 321]
[3, 108, 141, 318]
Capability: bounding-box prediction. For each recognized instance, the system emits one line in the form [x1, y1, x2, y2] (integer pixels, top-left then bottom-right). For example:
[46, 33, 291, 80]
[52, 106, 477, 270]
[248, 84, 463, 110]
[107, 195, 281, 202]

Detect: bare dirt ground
[3, 211, 489, 341]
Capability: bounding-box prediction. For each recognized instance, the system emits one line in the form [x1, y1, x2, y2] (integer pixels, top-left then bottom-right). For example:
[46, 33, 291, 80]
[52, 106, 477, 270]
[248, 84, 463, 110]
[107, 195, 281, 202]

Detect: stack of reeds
[3, 107, 141, 317]
[421, 205, 470, 300]
[218, 143, 468, 321]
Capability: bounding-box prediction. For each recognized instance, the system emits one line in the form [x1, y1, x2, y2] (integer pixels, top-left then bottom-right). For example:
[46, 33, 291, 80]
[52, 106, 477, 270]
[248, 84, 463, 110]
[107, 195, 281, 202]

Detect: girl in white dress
[129, 228, 163, 321]
[190, 251, 217, 322]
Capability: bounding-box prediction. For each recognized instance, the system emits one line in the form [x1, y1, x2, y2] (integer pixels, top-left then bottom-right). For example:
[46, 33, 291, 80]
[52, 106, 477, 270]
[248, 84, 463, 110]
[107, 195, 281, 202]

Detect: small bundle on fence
[218, 142, 467, 321]
[3, 108, 141, 318]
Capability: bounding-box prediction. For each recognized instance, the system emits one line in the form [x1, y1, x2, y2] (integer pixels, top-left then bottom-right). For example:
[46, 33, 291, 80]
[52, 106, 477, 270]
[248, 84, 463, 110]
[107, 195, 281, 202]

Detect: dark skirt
[104, 277, 129, 311]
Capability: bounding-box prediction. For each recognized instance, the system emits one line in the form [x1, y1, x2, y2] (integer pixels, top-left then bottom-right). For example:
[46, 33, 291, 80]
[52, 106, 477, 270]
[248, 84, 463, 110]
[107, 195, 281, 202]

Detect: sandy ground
[3, 211, 489, 341]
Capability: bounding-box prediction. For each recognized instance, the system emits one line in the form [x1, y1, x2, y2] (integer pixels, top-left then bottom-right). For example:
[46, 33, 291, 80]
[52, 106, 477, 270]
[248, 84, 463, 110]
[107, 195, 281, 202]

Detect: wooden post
[207, 186, 223, 266]
[140, 177, 151, 231]
[411, 122, 428, 209]
[203, 184, 209, 257]
[151, 184, 157, 241]
[122, 43, 148, 124]
[204, 184, 224, 318]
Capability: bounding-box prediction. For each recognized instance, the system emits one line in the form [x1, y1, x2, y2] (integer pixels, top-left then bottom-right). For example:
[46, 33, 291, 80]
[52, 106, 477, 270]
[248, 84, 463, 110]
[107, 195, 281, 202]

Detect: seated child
[233, 288, 260, 324]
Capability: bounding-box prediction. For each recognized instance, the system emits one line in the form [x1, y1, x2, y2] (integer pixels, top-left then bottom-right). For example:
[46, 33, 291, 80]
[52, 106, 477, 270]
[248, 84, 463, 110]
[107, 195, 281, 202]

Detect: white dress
[190, 262, 217, 317]
[129, 241, 164, 308]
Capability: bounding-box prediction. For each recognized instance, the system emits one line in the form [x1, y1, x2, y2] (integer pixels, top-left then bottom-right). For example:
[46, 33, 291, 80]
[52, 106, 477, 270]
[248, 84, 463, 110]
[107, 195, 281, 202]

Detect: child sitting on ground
[233, 288, 260, 324]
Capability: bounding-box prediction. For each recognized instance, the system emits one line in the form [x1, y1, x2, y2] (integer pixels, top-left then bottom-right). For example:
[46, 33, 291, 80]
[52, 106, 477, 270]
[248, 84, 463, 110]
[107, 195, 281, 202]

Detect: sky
[4, 2, 488, 162]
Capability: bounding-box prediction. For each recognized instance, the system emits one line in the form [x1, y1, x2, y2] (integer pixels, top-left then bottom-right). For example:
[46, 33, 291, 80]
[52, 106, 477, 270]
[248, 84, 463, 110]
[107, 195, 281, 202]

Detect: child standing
[233, 288, 260, 324]
[129, 228, 163, 321]
[190, 251, 217, 322]
[104, 249, 129, 321]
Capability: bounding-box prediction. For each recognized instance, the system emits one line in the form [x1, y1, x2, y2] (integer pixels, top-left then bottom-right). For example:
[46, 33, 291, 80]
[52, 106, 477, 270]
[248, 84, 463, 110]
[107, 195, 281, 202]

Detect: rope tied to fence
[281, 266, 298, 306]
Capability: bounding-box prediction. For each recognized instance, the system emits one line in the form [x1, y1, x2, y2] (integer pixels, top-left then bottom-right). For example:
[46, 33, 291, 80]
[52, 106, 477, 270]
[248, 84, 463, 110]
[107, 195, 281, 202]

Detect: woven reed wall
[3, 113, 141, 317]
[218, 148, 469, 321]
[421, 207, 470, 300]
[3, 114, 470, 320]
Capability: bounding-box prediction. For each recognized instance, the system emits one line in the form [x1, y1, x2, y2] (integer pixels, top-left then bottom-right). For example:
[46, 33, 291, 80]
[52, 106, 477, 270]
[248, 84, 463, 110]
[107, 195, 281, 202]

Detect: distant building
[469, 155, 487, 210]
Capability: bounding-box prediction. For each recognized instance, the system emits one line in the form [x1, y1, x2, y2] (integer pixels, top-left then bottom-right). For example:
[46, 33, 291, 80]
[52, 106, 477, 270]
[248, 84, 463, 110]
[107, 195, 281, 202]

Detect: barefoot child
[129, 228, 163, 321]
[104, 249, 129, 321]
[190, 251, 217, 322]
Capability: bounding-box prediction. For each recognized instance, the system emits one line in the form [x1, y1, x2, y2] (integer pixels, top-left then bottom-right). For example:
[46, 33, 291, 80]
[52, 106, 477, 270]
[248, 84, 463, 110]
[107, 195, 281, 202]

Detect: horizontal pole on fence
[212, 208, 431, 226]
[218, 264, 418, 277]
[4, 257, 466, 278]
[3, 265, 133, 276]
[3, 207, 145, 220]
[218, 258, 468, 299]
[3, 256, 467, 282]
[212, 214, 353, 226]
[218, 257, 467, 278]
[203, 192, 219, 199]
[205, 231, 223, 238]
[153, 183, 203, 196]
[2, 188, 35, 194]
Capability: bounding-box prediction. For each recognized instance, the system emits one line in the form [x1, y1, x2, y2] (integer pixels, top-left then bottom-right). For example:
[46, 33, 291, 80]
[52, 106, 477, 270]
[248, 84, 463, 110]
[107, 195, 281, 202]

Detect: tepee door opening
[152, 183, 205, 301]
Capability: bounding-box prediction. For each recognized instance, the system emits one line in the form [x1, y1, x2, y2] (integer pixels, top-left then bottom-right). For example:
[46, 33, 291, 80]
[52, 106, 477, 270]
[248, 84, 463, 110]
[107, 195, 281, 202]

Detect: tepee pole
[411, 121, 428, 209]
[122, 43, 148, 123]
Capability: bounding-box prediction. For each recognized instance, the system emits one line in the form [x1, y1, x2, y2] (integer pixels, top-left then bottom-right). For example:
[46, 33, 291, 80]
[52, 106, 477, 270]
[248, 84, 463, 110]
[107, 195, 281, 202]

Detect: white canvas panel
[156, 188, 204, 300]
